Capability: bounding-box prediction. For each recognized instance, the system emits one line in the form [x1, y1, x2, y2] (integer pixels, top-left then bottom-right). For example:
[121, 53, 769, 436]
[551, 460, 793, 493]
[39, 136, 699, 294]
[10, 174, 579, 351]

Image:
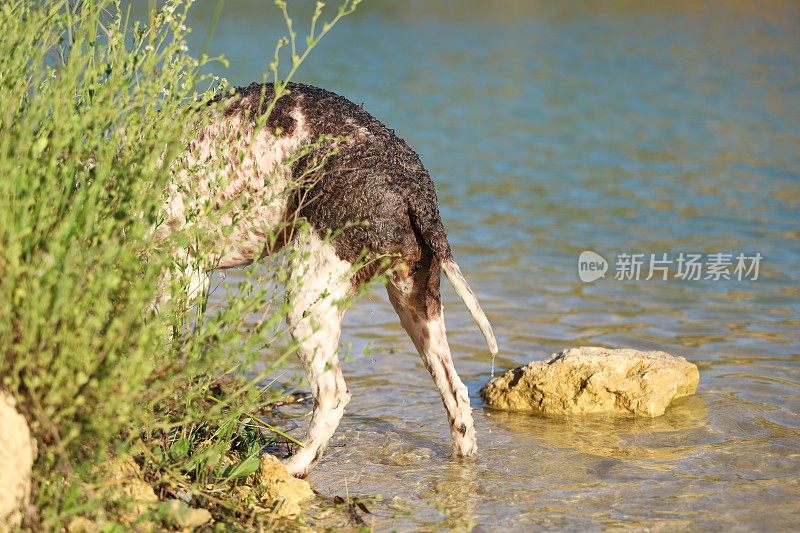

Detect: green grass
[0, 0, 359, 529]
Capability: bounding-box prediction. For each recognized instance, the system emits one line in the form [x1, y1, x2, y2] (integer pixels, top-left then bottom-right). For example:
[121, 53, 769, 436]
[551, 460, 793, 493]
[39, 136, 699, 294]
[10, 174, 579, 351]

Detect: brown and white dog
[160, 82, 498, 477]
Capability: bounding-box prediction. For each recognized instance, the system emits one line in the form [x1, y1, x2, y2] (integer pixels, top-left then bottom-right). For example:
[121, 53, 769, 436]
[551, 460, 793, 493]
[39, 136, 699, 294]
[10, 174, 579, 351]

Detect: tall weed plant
[0, 0, 359, 529]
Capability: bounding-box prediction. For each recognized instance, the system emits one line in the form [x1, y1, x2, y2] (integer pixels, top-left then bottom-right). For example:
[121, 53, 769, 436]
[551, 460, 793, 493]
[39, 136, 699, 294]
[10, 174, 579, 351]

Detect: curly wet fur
[222, 83, 452, 284]
[163, 82, 496, 476]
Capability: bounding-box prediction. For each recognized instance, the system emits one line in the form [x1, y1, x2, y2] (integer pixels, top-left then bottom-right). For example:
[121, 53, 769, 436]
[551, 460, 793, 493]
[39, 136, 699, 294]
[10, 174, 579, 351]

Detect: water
[182, 1, 799, 529]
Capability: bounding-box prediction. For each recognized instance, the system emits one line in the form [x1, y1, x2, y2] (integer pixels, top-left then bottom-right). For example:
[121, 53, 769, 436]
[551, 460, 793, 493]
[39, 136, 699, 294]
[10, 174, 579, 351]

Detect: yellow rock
[255, 454, 314, 518]
[482, 347, 699, 417]
[102, 456, 158, 525]
[0, 391, 36, 529]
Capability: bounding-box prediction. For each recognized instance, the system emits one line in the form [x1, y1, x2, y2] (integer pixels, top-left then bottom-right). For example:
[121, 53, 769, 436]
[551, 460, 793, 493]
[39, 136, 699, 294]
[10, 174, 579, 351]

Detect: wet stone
[481, 347, 699, 417]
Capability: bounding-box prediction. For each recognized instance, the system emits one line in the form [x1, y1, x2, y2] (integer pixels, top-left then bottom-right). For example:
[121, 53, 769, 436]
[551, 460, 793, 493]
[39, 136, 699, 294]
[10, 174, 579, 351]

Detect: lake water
[182, 1, 799, 530]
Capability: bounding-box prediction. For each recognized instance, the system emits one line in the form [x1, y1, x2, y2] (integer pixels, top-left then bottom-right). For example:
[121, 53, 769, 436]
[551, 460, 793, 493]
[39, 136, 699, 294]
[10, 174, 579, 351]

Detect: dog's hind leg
[283, 229, 354, 478]
[386, 253, 477, 458]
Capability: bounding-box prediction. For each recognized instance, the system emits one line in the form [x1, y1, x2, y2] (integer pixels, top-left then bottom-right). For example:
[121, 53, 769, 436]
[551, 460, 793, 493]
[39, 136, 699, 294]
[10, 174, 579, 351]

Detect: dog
[159, 82, 498, 477]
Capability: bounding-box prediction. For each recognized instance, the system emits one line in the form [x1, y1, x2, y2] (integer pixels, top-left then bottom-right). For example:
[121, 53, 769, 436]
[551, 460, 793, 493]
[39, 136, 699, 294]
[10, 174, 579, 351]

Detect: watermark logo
[578, 250, 608, 282]
[578, 251, 763, 282]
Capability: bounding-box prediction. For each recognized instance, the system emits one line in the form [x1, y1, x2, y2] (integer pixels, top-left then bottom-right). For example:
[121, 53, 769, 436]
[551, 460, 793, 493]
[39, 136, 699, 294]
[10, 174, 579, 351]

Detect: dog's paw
[453, 434, 478, 458]
[283, 453, 313, 478]
[290, 467, 309, 479]
[283, 461, 308, 478]
[454, 444, 478, 458]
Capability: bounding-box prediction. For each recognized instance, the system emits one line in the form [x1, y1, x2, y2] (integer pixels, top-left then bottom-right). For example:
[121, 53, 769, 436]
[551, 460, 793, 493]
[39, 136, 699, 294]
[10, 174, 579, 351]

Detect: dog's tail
[408, 189, 498, 356]
[441, 260, 499, 355]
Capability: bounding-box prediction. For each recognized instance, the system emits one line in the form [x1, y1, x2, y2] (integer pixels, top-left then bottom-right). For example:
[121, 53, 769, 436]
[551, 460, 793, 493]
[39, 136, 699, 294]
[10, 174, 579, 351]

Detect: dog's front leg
[283, 230, 353, 478]
[150, 249, 210, 315]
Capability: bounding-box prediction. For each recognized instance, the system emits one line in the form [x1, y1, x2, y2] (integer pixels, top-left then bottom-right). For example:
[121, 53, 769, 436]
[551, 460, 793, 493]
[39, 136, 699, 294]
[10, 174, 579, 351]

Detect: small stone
[161, 500, 212, 529]
[254, 454, 314, 518]
[66, 517, 99, 533]
[481, 347, 699, 417]
[101, 456, 158, 524]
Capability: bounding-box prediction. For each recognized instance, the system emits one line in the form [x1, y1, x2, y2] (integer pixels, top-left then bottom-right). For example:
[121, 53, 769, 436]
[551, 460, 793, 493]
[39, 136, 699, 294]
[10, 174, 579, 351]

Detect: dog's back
[168, 83, 445, 270]
[222, 83, 451, 279]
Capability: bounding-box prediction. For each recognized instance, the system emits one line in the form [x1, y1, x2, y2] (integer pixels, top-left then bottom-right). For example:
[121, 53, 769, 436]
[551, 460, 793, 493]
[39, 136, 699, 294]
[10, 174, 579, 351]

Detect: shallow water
[185, 1, 800, 530]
